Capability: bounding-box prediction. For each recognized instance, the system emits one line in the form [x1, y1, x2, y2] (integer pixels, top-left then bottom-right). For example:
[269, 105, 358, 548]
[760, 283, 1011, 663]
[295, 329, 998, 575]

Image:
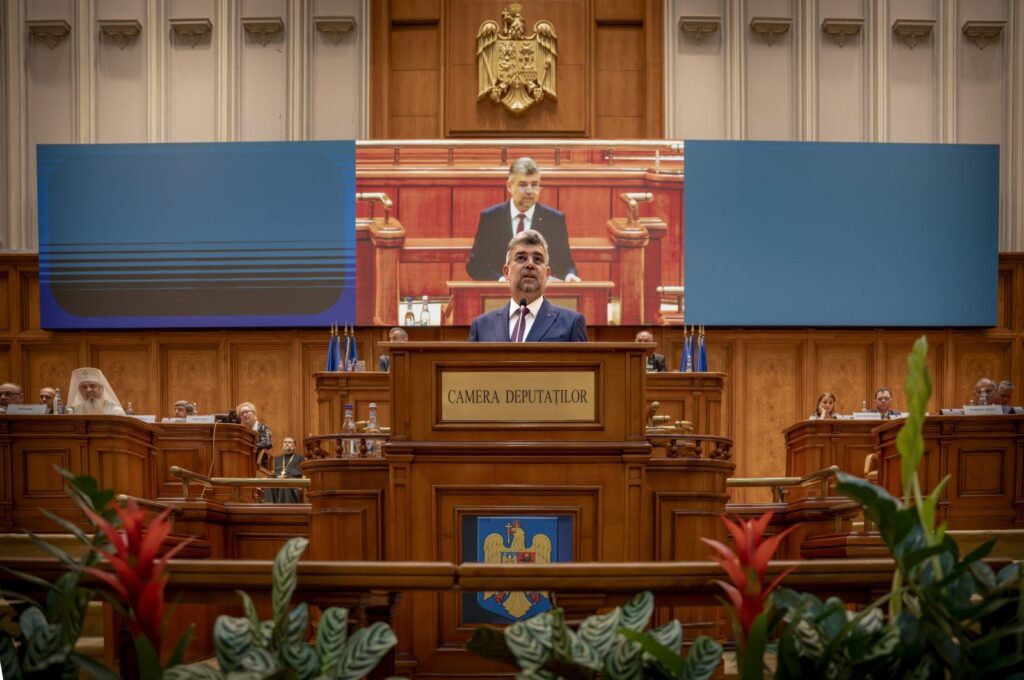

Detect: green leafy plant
[772, 336, 1024, 677]
[466, 590, 723, 679]
[166, 536, 398, 680]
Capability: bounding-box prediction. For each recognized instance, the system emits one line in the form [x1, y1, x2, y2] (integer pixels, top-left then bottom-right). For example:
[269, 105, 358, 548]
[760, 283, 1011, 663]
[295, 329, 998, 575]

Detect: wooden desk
[784, 419, 878, 498]
[444, 280, 613, 326]
[877, 414, 1024, 529]
[0, 415, 158, 531]
[646, 372, 725, 436]
[153, 423, 257, 501]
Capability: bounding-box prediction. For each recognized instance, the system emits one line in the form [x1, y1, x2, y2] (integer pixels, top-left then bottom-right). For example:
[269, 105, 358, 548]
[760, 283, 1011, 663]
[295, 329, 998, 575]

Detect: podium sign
[441, 370, 595, 422]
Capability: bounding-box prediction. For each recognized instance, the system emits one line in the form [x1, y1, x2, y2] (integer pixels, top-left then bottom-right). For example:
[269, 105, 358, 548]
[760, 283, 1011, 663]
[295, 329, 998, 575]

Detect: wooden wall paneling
[879, 333, 946, 414]
[388, 19, 441, 138]
[594, 21, 646, 138]
[21, 341, 84, 399]
[0, 269, 10, 332]
[451, 184, 505, 241]
[90, 343, 153, 415]
[231, 340, 295, 444]
[641, 0, 664, 138]
[18, 270, 40, 333]
[0, 343, 11, 384]
[95, 0, 149, 143]
[396, 185, 453, 298]
[166, 0, 219, 141]
[238, 0, 289, 141]
[952, 338, 1014, 406]
[744, 0, 798, 140]
[162, 343, 221, 418]
[811, 339, 874, 415]
[740, 340, 803, 481]
[887, 0, 938, 142]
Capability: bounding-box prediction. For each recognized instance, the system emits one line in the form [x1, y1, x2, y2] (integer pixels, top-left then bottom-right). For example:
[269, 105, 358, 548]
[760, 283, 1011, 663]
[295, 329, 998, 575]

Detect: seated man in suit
[994, 380, 1016, 413]
[974, 377, 997, 405]
[635, 330, 667, 372]
[378, 326, 408, 372]
[469, 229, 587, 342]
[872, 387, 901, 419]
[467, 157, 581, 282]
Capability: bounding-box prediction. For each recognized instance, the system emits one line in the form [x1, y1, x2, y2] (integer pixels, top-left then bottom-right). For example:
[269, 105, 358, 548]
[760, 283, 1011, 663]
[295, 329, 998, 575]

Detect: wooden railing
[169, 466, 310, 502]
[727, 465, 842, 503]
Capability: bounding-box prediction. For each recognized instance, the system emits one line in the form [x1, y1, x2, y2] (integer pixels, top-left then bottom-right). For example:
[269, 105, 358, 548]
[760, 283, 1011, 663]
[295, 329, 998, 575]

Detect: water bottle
[341, 403, 357, 457]
[126, 401, 135, 416]
[419, 296, 430, 326]
[365, 402, 381, 457]
[861, 400, 867, 412]
[403, 297, 415, 326]
[54, 388, 65, 415]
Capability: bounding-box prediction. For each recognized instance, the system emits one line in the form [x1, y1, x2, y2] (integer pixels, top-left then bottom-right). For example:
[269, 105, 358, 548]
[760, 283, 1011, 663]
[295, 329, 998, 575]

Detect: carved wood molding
[169, 18, 212, 48]
[821, 18, 863, 48]
[241, 17, 284, 47]
[749, 17, 792, 46]
[678, 15, 720, 45]
[962, 20, 1005, 50]
[314, 16, 356, 45]
[98, 19, 142, 49]
[26, 20, 71, 50]
[892, 19, 934, 50]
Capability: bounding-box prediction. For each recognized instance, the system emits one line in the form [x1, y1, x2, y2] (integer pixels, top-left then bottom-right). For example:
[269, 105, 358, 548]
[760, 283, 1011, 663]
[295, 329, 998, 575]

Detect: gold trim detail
[26, 20, 71, 50]
[678, 15, 720, 45]
[750, 17, 792, 46]
[98, 19, 141, 49]
[314, 16, 356, 45]
[241, 16, 283, 47]
[962, 20, 1005, 50]
[892, 19, 934, 50]
[477, 2, 558, 116]
[169, 18, 212, 48]
[821, 18, 863, 48]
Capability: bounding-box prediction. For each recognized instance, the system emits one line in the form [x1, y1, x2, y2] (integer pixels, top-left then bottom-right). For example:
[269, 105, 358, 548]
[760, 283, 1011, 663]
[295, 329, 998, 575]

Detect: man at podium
[467, 157, 580, 282]
[468, 229, 587, 342]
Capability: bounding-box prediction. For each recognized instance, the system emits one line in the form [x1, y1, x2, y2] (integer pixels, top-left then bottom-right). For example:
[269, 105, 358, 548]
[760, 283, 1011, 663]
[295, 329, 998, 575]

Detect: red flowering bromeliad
[81, 498, 192, 660]
[702, 511, 796, 678]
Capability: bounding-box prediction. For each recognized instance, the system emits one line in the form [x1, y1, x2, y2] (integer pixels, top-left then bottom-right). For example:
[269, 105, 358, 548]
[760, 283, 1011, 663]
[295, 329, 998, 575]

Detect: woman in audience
[237, 401, 273, 471]
[810, 391, 838, 419]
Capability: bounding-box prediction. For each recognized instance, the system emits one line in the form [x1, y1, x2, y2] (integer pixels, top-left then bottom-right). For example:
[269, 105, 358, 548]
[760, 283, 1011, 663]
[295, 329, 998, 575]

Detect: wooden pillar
[639, 218, 668, 325]
[606, 219, 649, 325]
[369, 219, 406, 326]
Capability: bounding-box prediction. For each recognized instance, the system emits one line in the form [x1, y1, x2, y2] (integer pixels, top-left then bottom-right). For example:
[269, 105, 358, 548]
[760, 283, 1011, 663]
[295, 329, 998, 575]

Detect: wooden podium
[444, 280, 613, 326]
[304, 343, 734, 676]
[784, 419, 879, 498]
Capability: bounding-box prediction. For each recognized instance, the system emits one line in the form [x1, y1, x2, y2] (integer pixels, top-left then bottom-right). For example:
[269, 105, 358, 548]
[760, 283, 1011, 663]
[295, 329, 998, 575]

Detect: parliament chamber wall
[1, 253, 1020, 486]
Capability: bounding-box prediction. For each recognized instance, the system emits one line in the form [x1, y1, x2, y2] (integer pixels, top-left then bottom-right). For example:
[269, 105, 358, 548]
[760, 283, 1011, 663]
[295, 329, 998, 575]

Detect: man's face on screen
[503, 244, 550, 302]
[507, 171, 542, 212]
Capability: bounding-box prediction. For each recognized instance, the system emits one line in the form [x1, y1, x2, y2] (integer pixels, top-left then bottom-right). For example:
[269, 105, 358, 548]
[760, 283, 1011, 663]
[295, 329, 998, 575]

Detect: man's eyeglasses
[512, 253, 547, 266]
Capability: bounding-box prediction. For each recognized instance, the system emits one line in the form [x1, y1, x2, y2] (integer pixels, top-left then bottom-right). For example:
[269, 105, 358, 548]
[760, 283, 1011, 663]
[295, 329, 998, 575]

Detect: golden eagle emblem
[481, 519, 552, 619]
[476, 3, 557, 115]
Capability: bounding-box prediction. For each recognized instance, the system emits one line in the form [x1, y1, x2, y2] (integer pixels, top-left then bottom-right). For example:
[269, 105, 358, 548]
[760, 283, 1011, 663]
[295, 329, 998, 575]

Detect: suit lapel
[526, 299, 557, 341]
[495, 303, 513, 341]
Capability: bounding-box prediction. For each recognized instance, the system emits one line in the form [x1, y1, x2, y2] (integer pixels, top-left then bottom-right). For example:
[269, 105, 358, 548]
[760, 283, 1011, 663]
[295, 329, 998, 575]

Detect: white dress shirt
[508, 296, 544, 341]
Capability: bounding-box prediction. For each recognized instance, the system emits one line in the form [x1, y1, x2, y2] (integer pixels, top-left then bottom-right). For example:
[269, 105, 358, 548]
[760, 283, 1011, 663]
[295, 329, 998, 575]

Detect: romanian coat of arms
[476, 3, 558, 115]
[478, 518, 554, 620]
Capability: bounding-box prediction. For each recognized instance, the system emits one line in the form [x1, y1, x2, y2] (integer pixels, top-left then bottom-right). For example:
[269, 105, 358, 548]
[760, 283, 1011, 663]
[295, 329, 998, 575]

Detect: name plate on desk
[852, 411, 883, 421]
[964, 405, 1004, 415]
[441, 370, 595, 422]
[131, 415, 157, 423]
[6, 404, 47, 414]
[186, 415, 217, 424]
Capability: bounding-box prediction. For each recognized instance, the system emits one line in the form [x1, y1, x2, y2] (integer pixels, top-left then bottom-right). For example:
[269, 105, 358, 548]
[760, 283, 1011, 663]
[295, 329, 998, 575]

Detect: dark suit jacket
[466, 202, 578, 281]
[469, 299, 587, 342]
[647, 352, 667, 372]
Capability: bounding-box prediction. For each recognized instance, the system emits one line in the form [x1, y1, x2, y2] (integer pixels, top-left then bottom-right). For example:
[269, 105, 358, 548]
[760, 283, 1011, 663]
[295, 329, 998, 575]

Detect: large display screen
[37, 141, 356, 329]
[684, 140, 999, 327]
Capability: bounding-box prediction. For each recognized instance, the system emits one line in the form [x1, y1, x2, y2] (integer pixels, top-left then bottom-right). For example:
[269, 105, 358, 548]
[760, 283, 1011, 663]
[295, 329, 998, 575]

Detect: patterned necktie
[516, 213, 527, 233]
[511, 305, 530, 342]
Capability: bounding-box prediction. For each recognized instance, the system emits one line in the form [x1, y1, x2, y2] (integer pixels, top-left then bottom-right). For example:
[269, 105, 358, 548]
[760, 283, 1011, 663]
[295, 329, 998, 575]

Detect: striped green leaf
[642, 619, 682, 665]
[680, 635, 722, 680]
[0, 630, 22, 678]
[212, 615, 253, 672]
[605, 636, 643, 679]
[286, 602, 310, 645]
[315, 606, 349, 677]
[506, 617, 551, 670]
[164, 662, 225, 679]
[577, 608, 621, 658]
[238, 646, 279, 674]
[23, 620, 69, 672]
[282, 641, 320, 680]
[273, 537, 309, 620]
[235, 589, 262, 646]
[334, 622, 398, 680]
[619, 592, 653, 633]
[567, 629, 603, 670]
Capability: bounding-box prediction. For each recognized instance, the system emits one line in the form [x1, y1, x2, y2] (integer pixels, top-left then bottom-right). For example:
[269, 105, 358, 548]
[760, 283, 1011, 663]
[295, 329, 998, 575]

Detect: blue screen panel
[684, 141, 999, 327]
[37, 141, 356, 329]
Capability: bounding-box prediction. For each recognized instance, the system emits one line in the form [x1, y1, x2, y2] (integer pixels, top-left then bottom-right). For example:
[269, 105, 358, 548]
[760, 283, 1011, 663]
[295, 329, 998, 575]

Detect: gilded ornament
[476, 3, 557, 115]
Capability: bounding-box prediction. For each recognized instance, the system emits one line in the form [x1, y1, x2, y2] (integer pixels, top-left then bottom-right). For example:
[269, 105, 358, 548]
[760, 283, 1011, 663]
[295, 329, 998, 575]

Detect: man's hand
[565, 273, 582, 283]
